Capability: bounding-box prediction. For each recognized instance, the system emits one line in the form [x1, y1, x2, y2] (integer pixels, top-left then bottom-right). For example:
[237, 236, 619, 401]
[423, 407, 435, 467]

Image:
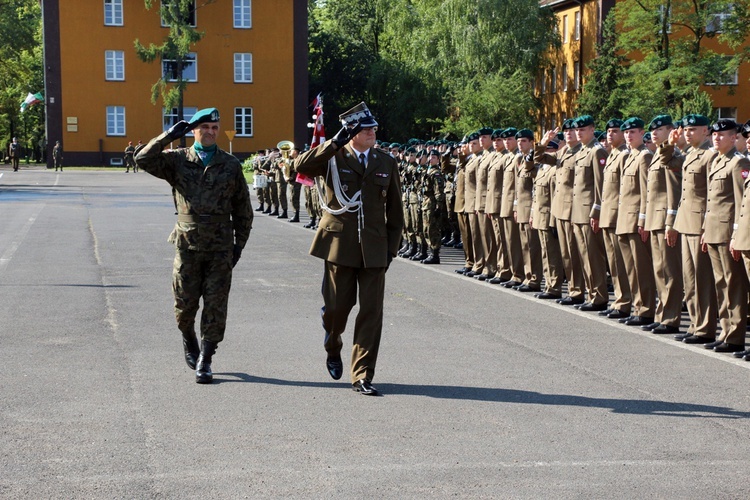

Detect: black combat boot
[182, 330, 200, 370]
[304, 217, 316, 228]
[403, 243, 418, 258]
[398, 241, 410, 256]
[410, 244, 427, 261]
[277, 210, 288, 219]
[263, 205, 272, 214]
[422, 249, 440, 264]
[289, 211, 300, 222]
[255, 203, 265, 212]
[270, 206, 280, 216]
[196, 340, 218, 384]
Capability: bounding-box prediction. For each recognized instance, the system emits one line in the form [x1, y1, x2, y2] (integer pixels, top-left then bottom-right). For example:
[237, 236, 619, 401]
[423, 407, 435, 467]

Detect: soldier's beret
[605, 119, 624, 130]
[477, 127, 494, 136]
[648, 114, 673, 131]
[416, 150, 426, 158]
[405, 146, 417, 154]
[742, 119, 750, 138]
[407, 138, 419, 146]
[389, 142, 401, 149]
[189, 107, 220, 127]
[500, 127, 518, 139]
[429, 149, 440, 156]
[621, 117, 645, 131]
[561, 118, 577, 130]
[682, 114, 709, 127]
[556, 132, 565, 141]
[573, 115, 595, 128]
[711, 119, 738, 132]
[515, 128, 534, 140]
[643, 132, 652, 142]
[425, 140, 436, 146]
[547, 140, 559, 150]
[467, 132, 480, 141]
[595, 130, 606, 141]
[491, 129, 504, 139]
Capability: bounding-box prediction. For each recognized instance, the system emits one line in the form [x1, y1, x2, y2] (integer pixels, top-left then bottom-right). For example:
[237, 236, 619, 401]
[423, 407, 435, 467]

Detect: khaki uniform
[703, 149, 750, 346]
[600, 144, 632, 314]
[532, 162, 563, 295]
[665, 140, 718, 336]
[616, 145, 656, 318]
[475, 149, 497, 276]
[535, 143, 584, 300]
[515, 153, 542, 288]
[645, 147, 683, 327]
[135, 132, 253, 344]
[499, 150, 524, 283]
[296, 141, 404, 382]
[486, 148, 512, 280]
[454, 154, 474, 269]
[572, 139, 609, 305]
[464, 153, 485, 273]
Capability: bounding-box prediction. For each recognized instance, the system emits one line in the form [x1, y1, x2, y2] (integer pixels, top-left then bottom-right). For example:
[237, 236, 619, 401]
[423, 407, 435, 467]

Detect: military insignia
[341, 168, 353, 173]
[742, 169, 749, 179]
[381, 190, 387, 198]
[599, 158, 606, 166]
[375, 172, 389, 178]
[689, 117, 695, 124]
[342, 184, 349, 192]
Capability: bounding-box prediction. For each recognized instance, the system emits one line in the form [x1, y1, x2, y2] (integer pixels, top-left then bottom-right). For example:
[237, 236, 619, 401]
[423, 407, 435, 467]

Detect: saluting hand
[540, 127, 560, 147]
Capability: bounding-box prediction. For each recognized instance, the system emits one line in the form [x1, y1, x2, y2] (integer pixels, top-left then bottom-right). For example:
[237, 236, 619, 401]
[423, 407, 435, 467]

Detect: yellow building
[41, 0, 308, 166]
[537, 0, 749, 129]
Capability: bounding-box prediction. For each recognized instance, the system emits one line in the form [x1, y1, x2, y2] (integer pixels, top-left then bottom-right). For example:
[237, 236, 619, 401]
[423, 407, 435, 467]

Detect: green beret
[477, 127, 494, 136]
[742, 119, 750, 138]
[416, 150, 426, 158]
[682, 114, 709, 127]
[595, 130, 606, 141]
[425, 140, 435, 146]
[189, 107, 220, 127]
[606, 119, 623, 130]
[711, 119, 738, 132]
[405, 147, 417, 154]
[500, 127, 518, 139]
[562, 118, 577, 130]
[429, 149, 440, 156]
[467, 132, 480, 141]
[491, 129, 504, 139]
[556, 132, 564, 141]
[620, 117, 645, 131]
[389, 142, 401, 149]
[515, 128, 534, 140]
[573, 115, 594, 128]
[643, 132, 652, 142]
[648, 114, 673, 131]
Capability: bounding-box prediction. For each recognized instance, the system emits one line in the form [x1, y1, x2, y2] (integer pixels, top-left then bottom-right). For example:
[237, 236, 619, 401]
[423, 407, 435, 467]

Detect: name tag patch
[375, 172, 389, 178]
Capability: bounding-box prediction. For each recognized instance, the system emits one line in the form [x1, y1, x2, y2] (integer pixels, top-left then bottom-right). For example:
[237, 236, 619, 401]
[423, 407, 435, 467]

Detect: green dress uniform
[134, 131, 253, 346]
[295, 140, 404, 384]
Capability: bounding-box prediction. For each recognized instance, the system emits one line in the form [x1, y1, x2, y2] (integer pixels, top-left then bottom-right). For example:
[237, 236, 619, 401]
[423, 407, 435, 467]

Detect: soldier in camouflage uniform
[398, 148, 418, 257]
[421, 150, 446, 264]
[409, 150, 429, 261]
[135, 108, 253, 384]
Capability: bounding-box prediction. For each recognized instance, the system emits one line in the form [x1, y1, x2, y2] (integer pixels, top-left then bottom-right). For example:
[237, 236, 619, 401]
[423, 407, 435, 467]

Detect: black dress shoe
[651, 324, 680, 334]
[536, 292, 561, 300]
[488, 277, 509, 284]
[714, 342, 745, 353]
[558, 296, 585, 306]
[733, 350, 750, 358]
[515, 284, 540, 292]
[502, 280, 522, 288]
[465, 271, 477, 278]
[743, 353, 750, 361]
[641, 322, 661, 331]
[598, 308, 615, 316]
[579, 302, 608, 312]
[682, 335, 716, 344]
[704, 340, 723, 349]
[454, 242, 463, 249]
[352, 379, 379, 396]
[455, 267, 471, 275]
[326, 354, 343, 380]
[674, 332, 692, 341]
[607, 310, 629, 319]
[624, 316, 655, 326]
[573, 302, 588, 309]
[474, 274, 489, 281]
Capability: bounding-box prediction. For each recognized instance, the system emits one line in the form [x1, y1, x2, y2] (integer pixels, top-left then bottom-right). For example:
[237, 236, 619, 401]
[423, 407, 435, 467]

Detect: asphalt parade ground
[2, 166, 750, 499]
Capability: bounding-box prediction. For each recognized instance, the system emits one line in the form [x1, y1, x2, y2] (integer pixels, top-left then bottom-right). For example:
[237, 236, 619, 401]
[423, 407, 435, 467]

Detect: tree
[134, 0, 208, 147]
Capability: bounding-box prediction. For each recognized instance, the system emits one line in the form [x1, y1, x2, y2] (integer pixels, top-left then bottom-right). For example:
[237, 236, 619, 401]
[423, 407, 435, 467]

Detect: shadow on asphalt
[213, 373, 750, 418]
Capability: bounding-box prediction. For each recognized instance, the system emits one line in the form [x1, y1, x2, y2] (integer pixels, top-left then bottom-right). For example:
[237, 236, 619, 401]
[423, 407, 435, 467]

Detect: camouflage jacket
[135, 131, 253, 252]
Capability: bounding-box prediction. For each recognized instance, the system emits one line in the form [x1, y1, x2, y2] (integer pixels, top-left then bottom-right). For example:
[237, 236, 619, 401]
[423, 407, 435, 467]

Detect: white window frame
[574, 11, 581, 41]
[715, 107, 737, 120]
[562, 63, 568, 92]
[162, 52, 198, 82]
[234, 53, 253, 83]
[106, 106, 126, 136]
[233, 0, 252, 29]
[105, 50, 125, 81]
[707, 4, 733, 33]
[163, 107, 198, 135]
[574, 61, 581, 91]
[104, 0, 123, 26]
[161, 0, 197, 28]
[235, 107, 254, 137]
[562, 15, 569, 44]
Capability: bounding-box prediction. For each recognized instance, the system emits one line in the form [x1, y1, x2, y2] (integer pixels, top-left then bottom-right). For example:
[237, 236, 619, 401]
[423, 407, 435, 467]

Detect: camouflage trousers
[172, 248, 234, 343]
[277, 179, 288, 211]
[422, 199, 441, 251]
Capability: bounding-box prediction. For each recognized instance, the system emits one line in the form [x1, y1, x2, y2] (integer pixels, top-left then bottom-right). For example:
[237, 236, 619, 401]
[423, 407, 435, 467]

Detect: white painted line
[0, 204, 45, 275]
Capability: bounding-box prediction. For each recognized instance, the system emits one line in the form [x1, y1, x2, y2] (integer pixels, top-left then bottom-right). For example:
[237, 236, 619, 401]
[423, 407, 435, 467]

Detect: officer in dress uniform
[486, 129, 514, 284]
[294, 102, 404, 396]
[512, 129, 542, 292]
[463, 133, 486, 277]
[135, 107, 253, 384]
[697, 119, 750, 353]
[663, 115, 718, 341]
[498, 128, 526, 288]
[616, 118, 657, 325]
[454, 134, 478, 275]
[598, 119, 632, 319]
[472, 127, 498, 281]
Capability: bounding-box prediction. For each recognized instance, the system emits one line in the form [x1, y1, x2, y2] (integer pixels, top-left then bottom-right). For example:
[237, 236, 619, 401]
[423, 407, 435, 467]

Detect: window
[715, 107, 737, 120]
[234, 53, 253, 83]
[562, 15, 569, 43]
[235, 107, 254, 136]
[551, 67, 557, 93]
[163, 107, 197, 134]
[562, 63, 568, 92]
[574, 11, 581, 40]
[706, 56, 739, 85]
[707, 4, 733, 33]
[106, 106, 126, 136]
[161, 0, 196, 27]
[104, 0, 123, 26]
[574, 61, 581, 91]
[541, 70, 547, 94]
[162, 53, 197, 82]
[105, 50, 125, 81]
[234, 0, 252, 28]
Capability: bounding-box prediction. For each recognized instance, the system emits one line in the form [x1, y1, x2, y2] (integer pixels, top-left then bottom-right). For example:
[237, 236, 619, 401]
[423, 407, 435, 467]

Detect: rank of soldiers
[256, 115, 750, 357]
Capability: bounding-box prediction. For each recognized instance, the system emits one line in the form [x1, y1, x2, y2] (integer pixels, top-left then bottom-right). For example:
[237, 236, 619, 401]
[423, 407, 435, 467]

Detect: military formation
[251, 146, 309, 224]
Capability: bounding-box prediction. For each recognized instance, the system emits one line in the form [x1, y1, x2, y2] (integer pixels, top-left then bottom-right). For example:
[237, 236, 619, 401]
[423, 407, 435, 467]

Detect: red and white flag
[298, 93, 325, 186]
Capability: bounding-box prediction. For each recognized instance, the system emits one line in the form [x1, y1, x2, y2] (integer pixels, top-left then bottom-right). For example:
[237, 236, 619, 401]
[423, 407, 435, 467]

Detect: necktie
[359, 153, 366, 169]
